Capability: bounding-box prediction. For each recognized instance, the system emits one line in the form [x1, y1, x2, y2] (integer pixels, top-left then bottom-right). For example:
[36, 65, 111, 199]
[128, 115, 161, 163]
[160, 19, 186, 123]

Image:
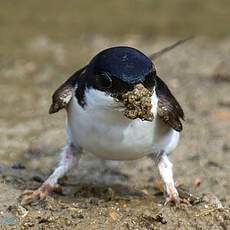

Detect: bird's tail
[149, 37, 193, 61]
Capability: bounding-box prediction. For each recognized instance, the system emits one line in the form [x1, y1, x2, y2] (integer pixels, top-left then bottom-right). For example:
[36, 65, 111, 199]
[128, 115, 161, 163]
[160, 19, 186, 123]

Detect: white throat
[67, 86, 179, 161]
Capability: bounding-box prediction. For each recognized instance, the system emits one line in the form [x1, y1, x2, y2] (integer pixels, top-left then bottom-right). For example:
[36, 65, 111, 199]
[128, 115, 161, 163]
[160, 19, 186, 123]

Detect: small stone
[23, 221, 34, 227]
[193, 177, 202, 188]
[17, 205, 28, 218]
[31, 175, 44, 183]
[11, 163, 26, 170]
[202, 193, 223, 209]
[109, 211, 119, 221]
[89, 197, 99, 205]
[76, 214, 84, 219]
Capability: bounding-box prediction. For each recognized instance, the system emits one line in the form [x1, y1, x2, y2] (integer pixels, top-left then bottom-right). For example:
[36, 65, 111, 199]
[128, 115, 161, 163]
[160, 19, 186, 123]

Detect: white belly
[67, 89, 179, 160]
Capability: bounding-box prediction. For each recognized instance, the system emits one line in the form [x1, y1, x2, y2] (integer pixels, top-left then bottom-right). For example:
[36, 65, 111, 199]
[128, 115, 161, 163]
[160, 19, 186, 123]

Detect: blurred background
[1, 0, 229, 160]
[0, 0, 230, 228]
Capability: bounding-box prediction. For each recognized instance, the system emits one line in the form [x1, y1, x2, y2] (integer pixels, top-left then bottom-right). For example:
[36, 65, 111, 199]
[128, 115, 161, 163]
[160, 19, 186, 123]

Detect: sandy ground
[0, 37, 230, 229]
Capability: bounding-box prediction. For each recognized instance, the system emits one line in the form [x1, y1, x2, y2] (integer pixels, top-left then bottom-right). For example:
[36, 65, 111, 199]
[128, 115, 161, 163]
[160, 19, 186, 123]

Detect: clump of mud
[121, 84, 154, 121]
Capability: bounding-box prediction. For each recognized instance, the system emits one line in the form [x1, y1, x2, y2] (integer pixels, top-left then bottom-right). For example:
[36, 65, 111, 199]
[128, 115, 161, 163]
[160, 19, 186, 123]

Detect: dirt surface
[1, 1, 230, 228]
[0, 36, 230, 229]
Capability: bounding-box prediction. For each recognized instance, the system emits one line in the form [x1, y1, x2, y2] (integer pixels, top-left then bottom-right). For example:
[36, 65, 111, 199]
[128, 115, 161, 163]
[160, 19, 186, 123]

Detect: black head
[85, 46, 156, 97]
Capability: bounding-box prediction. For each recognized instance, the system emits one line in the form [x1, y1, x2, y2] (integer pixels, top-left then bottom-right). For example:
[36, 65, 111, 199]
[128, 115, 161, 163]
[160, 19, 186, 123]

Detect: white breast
[67, 88, 179, 160]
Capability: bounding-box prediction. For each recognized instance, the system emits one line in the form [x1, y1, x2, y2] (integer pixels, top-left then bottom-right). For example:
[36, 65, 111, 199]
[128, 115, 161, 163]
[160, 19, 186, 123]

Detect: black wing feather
[49, 66, 87, 114]
[156, 76, 184, 132]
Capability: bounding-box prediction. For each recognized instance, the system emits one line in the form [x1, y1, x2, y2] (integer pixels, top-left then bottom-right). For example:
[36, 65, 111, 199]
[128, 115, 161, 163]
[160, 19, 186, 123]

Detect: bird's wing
[49, 66, 87, 114]
[156, 76, 184, 132]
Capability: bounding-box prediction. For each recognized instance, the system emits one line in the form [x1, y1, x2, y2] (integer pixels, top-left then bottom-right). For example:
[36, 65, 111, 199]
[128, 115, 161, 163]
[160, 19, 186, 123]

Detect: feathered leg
[153, 154, 179, 204]
[21, 143, 81, 205]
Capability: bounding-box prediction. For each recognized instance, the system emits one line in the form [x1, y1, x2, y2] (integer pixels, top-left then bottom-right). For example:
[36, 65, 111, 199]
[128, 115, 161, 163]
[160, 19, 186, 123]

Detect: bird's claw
[21, 184, 53, 205]
[21, 189, 48, 205]
[164, 195, 180, 205]
[164, 186, 180, 205]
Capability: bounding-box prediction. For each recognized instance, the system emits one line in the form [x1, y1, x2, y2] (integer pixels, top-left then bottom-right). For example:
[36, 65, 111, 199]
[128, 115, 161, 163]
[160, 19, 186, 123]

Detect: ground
[0, 36, 230, 229]
[0, 1, 230, 228]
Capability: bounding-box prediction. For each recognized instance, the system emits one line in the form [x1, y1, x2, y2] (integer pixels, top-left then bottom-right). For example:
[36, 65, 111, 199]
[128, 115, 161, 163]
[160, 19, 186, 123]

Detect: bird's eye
[95, 73, 112, 90]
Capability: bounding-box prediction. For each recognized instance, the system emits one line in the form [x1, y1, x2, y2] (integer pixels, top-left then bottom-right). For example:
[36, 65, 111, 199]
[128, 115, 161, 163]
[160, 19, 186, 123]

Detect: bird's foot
[21, 184, 53, 205]
[164, 185, 180, 205]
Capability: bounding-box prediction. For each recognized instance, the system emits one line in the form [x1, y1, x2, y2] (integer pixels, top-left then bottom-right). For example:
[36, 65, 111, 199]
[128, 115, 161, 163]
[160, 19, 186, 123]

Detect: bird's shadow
[0, 163, 152, 205]
[58, 183, 145, 201]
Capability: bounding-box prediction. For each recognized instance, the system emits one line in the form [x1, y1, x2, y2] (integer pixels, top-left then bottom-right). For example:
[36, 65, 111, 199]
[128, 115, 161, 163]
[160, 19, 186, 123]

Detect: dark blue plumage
[87, 46, 154, 84]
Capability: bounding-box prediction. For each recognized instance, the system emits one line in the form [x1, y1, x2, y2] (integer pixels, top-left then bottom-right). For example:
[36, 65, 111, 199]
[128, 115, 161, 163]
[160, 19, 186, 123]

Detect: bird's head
[77, 46, 156, 120]
[85, 46, 156, 97]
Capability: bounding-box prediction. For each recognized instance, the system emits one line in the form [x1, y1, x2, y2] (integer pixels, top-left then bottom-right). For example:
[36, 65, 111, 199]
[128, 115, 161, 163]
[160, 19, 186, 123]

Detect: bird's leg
[153, 154, 179, 205]
[21, 143, 81, 205]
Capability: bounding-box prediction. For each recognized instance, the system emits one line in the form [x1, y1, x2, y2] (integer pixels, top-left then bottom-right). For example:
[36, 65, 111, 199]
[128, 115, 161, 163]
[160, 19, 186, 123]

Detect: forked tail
[149, 37, 193, 61]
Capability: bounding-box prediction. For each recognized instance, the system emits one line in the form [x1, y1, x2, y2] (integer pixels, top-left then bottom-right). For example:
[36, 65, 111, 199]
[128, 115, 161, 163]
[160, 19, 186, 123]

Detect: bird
[22, 39, 187, 205]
